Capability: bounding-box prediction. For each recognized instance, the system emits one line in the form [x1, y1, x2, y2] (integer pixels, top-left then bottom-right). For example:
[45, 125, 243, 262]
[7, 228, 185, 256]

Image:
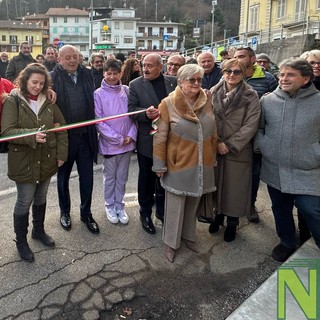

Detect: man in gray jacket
[255, 58, 320, 262]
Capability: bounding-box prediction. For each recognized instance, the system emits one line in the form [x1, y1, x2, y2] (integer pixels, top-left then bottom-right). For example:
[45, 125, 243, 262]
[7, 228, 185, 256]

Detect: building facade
[46, 6, 90, 59]
[0, 20, 43, 59]
[240, 0, 320, 46]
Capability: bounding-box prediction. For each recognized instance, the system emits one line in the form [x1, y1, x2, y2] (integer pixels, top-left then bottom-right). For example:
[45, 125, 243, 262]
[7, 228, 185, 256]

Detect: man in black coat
[128, 53, 177, 234]
[5, 41, 36, 82]
[50, 45, 99, 234]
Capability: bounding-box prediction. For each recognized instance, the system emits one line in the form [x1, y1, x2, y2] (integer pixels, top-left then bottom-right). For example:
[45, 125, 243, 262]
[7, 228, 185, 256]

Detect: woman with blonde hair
[209, 58, 261, 242]
[153, 64, 217, 262]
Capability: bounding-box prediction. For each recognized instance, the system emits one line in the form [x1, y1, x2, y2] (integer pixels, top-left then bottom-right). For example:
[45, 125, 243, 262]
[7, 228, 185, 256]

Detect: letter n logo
[277, 259, 320, 319]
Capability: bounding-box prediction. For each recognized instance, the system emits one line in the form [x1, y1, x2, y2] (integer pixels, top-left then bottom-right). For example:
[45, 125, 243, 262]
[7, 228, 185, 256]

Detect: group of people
[1, 42, 320, 266]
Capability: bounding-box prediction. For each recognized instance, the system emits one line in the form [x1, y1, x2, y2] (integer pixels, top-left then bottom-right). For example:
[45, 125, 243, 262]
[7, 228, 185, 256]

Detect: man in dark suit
[50, 45, 100, 234]
[128, 53, 177, 234]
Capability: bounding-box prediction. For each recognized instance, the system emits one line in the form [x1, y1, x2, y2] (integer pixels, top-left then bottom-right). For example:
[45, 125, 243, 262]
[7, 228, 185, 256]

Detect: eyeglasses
[94, 60, 104, 64]
[223, 69, 242, 76]
[309, 61, 320, 66]
[167, 63, 182, 68]
[185, 78, 202, 84]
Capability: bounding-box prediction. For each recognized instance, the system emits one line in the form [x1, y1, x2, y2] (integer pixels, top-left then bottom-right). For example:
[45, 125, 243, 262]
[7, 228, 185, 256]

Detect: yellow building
[239, 0, 320, 45]
[0, 20, 43, 59]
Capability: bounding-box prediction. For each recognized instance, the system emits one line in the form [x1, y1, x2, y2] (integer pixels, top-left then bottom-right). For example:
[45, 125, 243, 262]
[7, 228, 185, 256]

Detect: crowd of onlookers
[1, 41, 320, 265]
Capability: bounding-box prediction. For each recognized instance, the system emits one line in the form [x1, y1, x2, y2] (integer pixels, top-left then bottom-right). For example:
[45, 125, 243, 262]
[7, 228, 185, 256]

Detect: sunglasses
[185, 78, 202, 84]
[309, 61, 320, 66]
[223, 69, 242, 76]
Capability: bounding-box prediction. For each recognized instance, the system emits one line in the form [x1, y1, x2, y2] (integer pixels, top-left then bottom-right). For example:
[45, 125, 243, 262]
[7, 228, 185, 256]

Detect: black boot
[32, 203, 55, 247]
[14, 214, 34, 262]
[224, 226, 237, 242]
[209, 214, 224, 233]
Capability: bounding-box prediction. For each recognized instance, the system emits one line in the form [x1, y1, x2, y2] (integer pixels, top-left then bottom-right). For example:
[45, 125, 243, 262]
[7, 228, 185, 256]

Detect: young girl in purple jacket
[94, 60, 137, 224]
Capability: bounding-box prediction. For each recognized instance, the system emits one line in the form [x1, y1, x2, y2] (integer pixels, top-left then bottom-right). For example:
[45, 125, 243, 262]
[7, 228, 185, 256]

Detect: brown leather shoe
[164, 244, 175, 263]
[184, 240, 199, 253]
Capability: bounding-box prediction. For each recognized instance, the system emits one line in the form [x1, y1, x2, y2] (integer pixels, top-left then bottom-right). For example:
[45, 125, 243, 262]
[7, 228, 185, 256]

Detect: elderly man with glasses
[197, 52, 222, 89]
[90, 53, 105, 89]
[165, 54, 185, 76]
[0, 52, 9, 78]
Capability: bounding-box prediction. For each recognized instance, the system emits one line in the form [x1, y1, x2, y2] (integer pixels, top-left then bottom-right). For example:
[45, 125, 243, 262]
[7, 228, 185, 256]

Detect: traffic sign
[58, 41, 65, 48]
[53, 38, 59, 47]
[251, 36, 257, 50]
[163, 34, 169, 40]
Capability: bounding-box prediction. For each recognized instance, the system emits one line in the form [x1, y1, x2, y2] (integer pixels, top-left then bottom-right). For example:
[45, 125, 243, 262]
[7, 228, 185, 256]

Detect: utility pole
[90, 0, 93, 55]
[210, 0, 216, 51]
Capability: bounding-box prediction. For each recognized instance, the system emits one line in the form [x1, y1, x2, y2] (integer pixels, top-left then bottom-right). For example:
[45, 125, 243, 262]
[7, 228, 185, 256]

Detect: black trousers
[137, 152, 165, 219]
[57, 133, 94, 218]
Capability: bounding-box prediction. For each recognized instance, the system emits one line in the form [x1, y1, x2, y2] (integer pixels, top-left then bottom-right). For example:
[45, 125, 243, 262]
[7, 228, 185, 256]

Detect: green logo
[277, 259, 320, 319]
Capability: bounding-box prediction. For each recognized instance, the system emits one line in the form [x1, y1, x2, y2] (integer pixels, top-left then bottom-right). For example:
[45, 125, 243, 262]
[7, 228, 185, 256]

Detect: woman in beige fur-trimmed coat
[209, 58, 261, 242]
[153, 64, 217, 263]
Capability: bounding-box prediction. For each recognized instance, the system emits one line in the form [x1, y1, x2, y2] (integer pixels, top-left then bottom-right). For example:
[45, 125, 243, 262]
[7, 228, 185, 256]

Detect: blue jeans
[14, 178, 51, 216]
[57, 133, 94, 218]
[137, 152, 165, 219]
[267, 185, 320, 248]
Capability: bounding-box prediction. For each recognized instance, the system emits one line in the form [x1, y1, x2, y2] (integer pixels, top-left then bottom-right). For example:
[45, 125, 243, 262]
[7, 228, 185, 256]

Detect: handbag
[196, 192, 215, 223]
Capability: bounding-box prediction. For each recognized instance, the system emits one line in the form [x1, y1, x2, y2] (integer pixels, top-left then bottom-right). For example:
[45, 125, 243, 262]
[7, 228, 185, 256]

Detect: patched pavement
[0, 155, 291, 319]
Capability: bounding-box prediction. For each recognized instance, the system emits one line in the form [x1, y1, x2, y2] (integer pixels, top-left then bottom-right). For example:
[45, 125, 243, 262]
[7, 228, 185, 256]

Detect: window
[124, 22, 133, 29]
[64, 17, 68, 23]
[75, 17, 79, 23]
[167, 27, 173, 34]
[166, 40, 173, 48]
[25, 36, 34, 44]
[114, 36, 119, 43]
[318, 0, 320, 9]
[249, 5, 259, 32]
[43, 21, 48, 27]
[1, 45, 7, 52]
[295, 0, 306, 20]
[1, 35, 6, 41]
[277, 0, 286, 19]
[9, 35, 17, 44]
[124, 37, 133, 43]
[11, 45, 18, 52]
[53, 17, 57, 23]
[138, 27, 145, 33]
[115, 22, 120, 29]
[137, 40, 145, 48]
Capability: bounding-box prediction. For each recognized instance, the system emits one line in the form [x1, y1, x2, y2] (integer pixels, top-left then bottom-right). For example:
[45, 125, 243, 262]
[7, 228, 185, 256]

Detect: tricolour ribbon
[0, 109, 146, 143]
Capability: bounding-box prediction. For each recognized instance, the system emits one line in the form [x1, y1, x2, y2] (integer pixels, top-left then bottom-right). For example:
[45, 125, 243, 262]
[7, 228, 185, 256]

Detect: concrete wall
[257, 34, 320, 64]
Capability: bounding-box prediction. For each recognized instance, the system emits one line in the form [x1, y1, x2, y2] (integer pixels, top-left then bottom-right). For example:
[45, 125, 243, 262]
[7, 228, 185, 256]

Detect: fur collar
[168, 86, 208, 122]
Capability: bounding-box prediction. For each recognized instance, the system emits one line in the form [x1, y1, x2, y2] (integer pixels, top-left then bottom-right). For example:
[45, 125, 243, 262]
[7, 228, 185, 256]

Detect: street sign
[251, 36, 257, 50]
[58, 41, 65, 48]
[53, 38, 59, 47]
[193, 28, 200, 38]
[96, 44, 113, 49]
[163, 34, 169, 40]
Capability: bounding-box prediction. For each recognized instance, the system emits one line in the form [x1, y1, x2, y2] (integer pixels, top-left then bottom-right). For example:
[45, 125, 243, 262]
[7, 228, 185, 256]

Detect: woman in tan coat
[209, 58, 260, 242]
[153, 64, 217, 262]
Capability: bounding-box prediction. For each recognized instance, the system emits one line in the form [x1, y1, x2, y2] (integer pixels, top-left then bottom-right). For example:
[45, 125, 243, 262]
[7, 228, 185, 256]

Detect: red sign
[53, 38, 60, 47]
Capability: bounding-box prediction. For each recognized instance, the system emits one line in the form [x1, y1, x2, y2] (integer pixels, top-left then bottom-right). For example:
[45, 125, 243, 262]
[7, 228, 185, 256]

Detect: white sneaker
[105, 206, 119, 224]
[117, 208, 129, 224]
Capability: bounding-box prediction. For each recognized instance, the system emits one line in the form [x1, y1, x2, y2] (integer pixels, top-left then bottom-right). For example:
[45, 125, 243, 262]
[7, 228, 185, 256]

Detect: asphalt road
[0, 153, 283, 320]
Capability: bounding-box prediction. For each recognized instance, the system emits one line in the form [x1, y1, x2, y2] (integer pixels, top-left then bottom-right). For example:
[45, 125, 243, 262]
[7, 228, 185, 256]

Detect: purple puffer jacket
[94, 80, 137, 155]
